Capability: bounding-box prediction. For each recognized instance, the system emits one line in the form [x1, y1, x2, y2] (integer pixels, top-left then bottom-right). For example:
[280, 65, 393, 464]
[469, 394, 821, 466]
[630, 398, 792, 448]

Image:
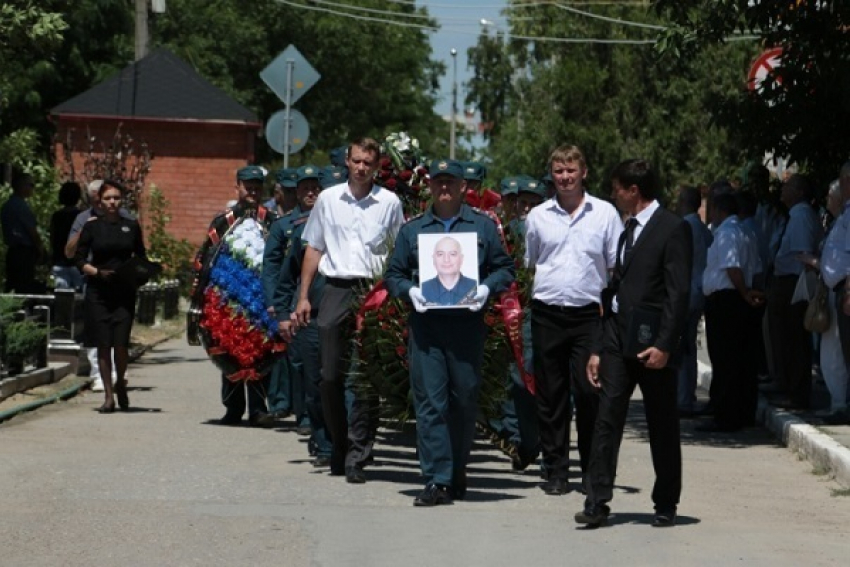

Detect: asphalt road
[1, 338, 848, 567]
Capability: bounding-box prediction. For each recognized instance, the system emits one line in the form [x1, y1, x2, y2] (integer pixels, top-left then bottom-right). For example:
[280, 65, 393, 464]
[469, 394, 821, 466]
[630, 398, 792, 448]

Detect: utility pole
[449, 48, 457, 160]
[134, 0, 148, 61]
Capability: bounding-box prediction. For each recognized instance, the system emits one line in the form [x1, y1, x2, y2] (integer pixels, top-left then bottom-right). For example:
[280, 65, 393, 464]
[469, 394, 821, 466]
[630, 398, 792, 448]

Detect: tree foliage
[151, 0, 448, 161]
[466, 2, 758, 195]
[653, 0, 850, 187]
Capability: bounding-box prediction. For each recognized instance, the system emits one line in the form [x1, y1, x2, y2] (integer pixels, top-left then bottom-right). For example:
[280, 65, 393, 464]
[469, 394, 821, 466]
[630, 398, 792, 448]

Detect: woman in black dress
[74, 180, 148, 413]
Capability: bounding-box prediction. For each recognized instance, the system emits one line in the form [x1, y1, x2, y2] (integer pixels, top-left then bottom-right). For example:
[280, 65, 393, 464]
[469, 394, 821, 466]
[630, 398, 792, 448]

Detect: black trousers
[531, 300, 600, 480]
[837, 286, 850, 367]
[767, 275, 812, 406]
[586, 315, 681, 511]
[221, 374, 269, 417]
[4, 245, 41, 294]
[317, 279, 377, 470]
[705, 290, 760, 429]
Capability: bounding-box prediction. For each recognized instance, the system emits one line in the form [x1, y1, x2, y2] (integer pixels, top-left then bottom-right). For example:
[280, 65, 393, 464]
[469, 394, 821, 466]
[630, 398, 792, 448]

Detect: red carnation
[399, 170, 413, 181]
[381, 157, 393, 169]
[385, 178, 398, 190]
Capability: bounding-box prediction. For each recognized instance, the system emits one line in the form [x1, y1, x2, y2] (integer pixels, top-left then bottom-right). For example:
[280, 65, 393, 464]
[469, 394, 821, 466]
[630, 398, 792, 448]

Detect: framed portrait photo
[417, 232, 479, 309]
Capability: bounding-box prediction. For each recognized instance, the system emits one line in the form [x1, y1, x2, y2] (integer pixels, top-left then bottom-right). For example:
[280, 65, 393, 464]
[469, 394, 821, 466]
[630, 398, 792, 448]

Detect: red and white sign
[748, 47, 783, 93]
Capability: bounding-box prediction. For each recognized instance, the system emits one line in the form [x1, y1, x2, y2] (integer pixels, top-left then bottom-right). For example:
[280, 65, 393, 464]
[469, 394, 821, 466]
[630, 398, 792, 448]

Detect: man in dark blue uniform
[385, 159, 515, 506]
[264, 168, 298, 217]
[190, 165, 278, 427]
[420, 235, 478, 306]
[262, 167, 318, 427]
[275, 165, 334, 465]
[490, 176, 547, 471]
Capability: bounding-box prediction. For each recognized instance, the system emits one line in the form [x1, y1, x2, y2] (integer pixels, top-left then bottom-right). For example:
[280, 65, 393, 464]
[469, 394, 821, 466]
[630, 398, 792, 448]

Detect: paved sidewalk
[696, 359, 850, 489]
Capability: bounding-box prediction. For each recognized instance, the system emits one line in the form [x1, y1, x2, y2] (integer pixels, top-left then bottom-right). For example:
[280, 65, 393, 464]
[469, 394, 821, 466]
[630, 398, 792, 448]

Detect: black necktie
[623, 217, 639, 263]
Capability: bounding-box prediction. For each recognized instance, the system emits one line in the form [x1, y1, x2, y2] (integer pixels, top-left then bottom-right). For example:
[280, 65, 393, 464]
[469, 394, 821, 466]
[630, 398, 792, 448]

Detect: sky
[422, 0, 509, 141]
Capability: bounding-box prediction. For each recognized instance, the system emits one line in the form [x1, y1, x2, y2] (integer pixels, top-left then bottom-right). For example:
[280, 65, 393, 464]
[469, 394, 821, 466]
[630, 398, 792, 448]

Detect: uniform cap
[462, 161, 487, 182]
[237, 166, 265, 182]
[518, 177, 547, 198]
[295, 165, 321, 184]
[428, 159, 464, 179]
[319, 165, 348, 189]
[276, 167, 298, 188]
[499, 176, 521, 196]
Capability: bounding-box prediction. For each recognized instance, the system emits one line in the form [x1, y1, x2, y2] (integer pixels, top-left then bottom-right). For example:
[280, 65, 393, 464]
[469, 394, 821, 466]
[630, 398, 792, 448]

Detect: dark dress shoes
[219, 413, 242, 426]
[652, 509, 677, 527]
[413, 483, 453, 507]
[248, 412, 276, 428]
[541, 477, 570, 495]
[345, 466, 366, 484]
[451, 469, 467, 500]
[311, 456, 331, 468]
[574, 504, 611, 528]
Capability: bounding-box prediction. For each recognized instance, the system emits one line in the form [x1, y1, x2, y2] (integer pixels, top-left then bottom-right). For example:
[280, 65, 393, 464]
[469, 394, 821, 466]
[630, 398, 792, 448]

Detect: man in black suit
[575, 159, 692, 528]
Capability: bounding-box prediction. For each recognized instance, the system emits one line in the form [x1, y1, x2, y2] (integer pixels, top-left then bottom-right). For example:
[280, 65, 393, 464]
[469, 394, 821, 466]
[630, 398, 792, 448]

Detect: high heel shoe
[115, 380, 130, 411]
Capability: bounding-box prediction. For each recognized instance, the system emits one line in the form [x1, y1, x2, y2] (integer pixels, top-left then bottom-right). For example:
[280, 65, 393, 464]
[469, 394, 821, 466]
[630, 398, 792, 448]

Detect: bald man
[421, 236, 477, 306]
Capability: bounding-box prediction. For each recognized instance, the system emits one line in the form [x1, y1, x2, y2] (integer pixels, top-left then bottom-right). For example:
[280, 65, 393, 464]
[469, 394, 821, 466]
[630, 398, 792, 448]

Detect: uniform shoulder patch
[406, 211, 425, 222]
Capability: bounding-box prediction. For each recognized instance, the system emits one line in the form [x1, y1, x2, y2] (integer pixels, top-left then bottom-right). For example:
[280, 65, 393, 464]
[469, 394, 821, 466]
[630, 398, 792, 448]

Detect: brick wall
[53, 116, 261, 248]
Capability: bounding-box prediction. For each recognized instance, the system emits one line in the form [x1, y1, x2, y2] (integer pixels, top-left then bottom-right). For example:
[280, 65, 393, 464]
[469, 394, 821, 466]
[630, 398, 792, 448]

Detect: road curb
[698, 360, 850, 489]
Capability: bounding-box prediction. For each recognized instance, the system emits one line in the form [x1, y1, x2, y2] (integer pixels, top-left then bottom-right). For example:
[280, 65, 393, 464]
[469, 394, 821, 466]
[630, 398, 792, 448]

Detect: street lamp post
[450, 48, 457, 160]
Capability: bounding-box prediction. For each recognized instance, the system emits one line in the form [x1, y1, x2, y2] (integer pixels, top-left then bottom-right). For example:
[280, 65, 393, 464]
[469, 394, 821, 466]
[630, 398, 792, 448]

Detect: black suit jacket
[607, 206, 692, 357]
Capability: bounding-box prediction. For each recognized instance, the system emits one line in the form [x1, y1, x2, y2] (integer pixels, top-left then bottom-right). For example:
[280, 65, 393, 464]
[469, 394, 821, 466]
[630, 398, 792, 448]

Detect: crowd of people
[2, 174, 151, 412]
[183, 140, 850, 527]
[4, 136, 848, 529]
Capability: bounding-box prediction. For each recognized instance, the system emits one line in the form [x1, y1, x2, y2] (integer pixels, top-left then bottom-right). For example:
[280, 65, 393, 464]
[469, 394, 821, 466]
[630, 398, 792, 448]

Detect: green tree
[653, 0, 850, 187]
[466, 2, 758, 195]
[151, 0, 448, 161]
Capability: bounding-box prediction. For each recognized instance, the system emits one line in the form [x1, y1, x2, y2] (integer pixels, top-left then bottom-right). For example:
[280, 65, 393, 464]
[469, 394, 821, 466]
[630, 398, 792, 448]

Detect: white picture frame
[417, 232, 479, 309]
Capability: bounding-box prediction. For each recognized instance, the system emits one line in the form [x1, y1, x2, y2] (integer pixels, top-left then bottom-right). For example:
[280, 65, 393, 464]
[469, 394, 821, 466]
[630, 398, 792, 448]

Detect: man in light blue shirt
[766, 174, 823, 409]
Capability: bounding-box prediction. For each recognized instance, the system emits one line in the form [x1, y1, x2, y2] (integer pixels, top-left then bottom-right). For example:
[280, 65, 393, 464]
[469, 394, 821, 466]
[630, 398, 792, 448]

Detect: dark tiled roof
[51, 48, 259, 124]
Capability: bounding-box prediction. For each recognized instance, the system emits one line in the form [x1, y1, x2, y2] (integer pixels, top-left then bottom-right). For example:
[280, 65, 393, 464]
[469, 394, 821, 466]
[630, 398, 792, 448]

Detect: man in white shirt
[765, 174, 823, 409]
[524, 145, 622, 495]
[698, 193, 764, 432]
[821, 162, 850, 421]
[294, 138, 404, 483]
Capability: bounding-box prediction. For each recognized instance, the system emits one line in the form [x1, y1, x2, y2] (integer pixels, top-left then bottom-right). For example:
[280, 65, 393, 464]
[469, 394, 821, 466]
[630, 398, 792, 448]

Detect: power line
[276, 0, 658, 44]
[275, 0, 758, 45]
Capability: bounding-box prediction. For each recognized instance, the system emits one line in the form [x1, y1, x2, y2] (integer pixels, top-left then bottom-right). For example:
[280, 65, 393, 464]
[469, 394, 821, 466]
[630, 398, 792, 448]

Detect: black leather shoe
[345, 466, 366, 484]
[652, 509, 677, 527]
[413, 483, 453, 507]
[248, 412, 276, 428]
[511, 449, 538, 472]
[219, 413, 242, 426]
[312, 456, 331, 468]
[541, 477, 570, 495]
[574, 504, 611, 528]
[451, 469, 467, 500]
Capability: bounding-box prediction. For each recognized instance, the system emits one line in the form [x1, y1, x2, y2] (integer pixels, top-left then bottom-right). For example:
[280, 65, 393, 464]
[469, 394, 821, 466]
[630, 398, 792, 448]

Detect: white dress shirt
[821, 203, 850, 289]
[773, 201, 822, 276]
[610, 200, 659, 313]
[703, 216, 758, 295]
[524, 193, 622, 308]
[302, 182, 404, 278]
